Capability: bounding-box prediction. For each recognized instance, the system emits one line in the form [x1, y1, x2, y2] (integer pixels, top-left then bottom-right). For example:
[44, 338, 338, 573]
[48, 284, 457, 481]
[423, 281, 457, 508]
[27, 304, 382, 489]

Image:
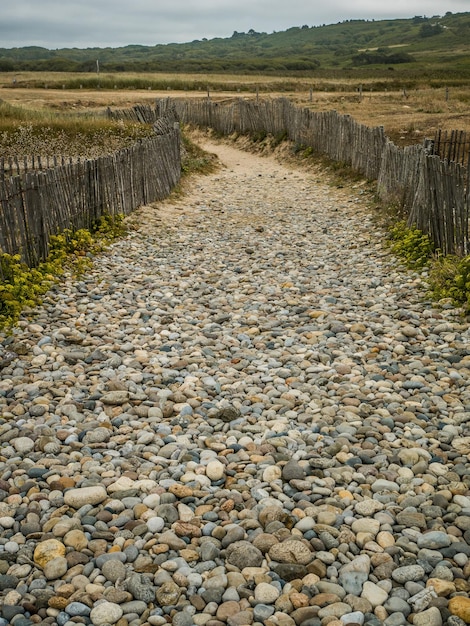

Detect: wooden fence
[0, 120, 181, 266]
[430, 129, 470, 169]
[0, 155, 83, 177]
[158, 97, 469, 255]
[106, 102, 180, 126]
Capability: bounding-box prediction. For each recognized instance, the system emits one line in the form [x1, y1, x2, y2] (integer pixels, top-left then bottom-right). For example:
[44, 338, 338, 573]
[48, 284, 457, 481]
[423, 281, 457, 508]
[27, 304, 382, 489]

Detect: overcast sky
[0, 0, 468, 49]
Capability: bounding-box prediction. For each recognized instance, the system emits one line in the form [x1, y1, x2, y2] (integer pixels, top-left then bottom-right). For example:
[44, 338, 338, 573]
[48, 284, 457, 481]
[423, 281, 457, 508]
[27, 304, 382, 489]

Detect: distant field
[1, 71, 470, 146]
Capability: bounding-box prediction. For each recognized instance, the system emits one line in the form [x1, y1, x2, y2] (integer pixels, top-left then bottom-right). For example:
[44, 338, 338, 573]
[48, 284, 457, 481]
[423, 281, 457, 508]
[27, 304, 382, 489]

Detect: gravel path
[0, 140, 469, 626]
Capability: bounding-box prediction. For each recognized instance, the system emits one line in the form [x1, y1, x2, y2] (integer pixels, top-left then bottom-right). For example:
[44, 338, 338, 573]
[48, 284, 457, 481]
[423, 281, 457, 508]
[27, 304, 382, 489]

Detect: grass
[1, 71, 316, 94]
[0, 100, 154, 158]
[2, 72, 470, 146]
[181, 131, 219, 176]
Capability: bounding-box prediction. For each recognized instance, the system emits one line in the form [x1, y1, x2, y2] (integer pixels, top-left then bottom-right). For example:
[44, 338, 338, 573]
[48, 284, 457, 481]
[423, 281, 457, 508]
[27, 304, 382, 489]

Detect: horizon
[0, 1, 467, 50]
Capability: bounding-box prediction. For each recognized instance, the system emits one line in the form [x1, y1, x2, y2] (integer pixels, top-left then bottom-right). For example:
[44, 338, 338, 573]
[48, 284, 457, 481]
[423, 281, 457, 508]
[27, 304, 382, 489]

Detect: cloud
[0, 0, 467, 49]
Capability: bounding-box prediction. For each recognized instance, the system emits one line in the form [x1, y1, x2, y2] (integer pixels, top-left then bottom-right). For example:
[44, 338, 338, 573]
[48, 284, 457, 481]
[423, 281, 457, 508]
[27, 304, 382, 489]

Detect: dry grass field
[1, 71, 470, 147]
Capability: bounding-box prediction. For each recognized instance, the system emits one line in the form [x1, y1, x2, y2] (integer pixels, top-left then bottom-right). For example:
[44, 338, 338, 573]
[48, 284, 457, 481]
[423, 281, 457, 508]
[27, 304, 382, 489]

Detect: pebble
[89, 601, 123, 625]
[0, 139, 469, 626]
[63, 486, 108, 507]
[413, 606, 443, 626]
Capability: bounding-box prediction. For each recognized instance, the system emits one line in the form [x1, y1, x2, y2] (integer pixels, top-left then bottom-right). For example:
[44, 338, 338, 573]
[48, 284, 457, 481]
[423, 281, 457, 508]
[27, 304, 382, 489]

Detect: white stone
[43, 556, 68, 580]
[64, 486, 107, 508]
[351, 519, 380, 535]
[341, 612, 365, 625]
[340, 554, 370, 575]
[254, 582, 281, 604]
[0, 517, 15, 529]
[107, 476, 135, 493]
[178, 503, 195, 522]
[354, 500, 384, 516]
[90, 601, 123, 625]
[31, 354, 47, 367]
[12, 437, 35, 454]
[142, 493, 161, 508]
[134, 479, 157, 493]
[263, 466, 282, 482]
[147, 517, 165, 533]
[206, 460, 225, 481]
[413, 606, 442, 626]
[361, 581, 389, 607]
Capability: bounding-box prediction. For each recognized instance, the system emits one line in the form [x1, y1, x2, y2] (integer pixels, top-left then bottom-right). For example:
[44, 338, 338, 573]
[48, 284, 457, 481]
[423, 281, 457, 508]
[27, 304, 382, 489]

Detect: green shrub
[428, 254, 470, 309]
[0, 214, 126, 330]
[389, 220, 435, 269]
[0, 254, 52, 328]
[388, 221, 470, 311]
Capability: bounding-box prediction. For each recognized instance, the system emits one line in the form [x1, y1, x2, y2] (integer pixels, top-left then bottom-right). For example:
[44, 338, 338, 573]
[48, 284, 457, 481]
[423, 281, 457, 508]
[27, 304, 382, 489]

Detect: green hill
[1, 12, 470, 78]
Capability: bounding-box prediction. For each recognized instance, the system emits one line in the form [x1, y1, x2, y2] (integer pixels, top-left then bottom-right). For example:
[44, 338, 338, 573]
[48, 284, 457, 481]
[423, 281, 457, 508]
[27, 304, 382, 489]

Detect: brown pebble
[48, 597, 69, 610]
[311, 593, 342, 607]
[66, 552, 89, 568]
[96, 510, 114, 523]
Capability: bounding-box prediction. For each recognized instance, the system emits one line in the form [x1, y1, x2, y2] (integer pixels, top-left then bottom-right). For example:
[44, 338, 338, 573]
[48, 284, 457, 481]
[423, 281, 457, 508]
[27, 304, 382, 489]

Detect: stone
[63, 486, 107, 508]
[272, 564, 308, 581]
[89, 601, 123, 625]
[2, 129, 470, 626]
[119, 600, 148, 615]
[63, 529, 88, 551]
[417, 532, 452, 550]
[392, 565, 426, 584]
[396, 511, 426, 528]
[341, 612, 365, 625]
[102, 559, 126, 583]
[282, 461, 306, 481]
[12, 437, 35, 454]
[318, 603, 353, 619]
[226, 541, 263, 569]
[147, 516, 166, 533]
[33, 539, 66, 567]
[412, 606, 442, 626]
[227, 610, 254, 626]
[126, 573, 156, 603]
[0, 575, 19, 591]
[173, 610, 196, 626]
[339, 571, 368, 596]
[101, 391, 129, 405]
[107, 476, 135, 492]
[43, 557, 68, 580]
[156, 530, 185, 550]
[156, 581, 181, 606]
[409, 587, 438, 612]
[217, 601, 241, 620]
[361, 581, 388, 608]
[371, 479, 399, 492]
[254, 583, 280, 604]
[206, 460, 225, 481]
[384, 597, 411, 616]
[449, 597, 470, 623]
[268, 540, 313, 565]
[263, 466, 282, 482]
[427, 578, 455, 596]
[351, 519, 380, 535]
[254, 604, 275, 621]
